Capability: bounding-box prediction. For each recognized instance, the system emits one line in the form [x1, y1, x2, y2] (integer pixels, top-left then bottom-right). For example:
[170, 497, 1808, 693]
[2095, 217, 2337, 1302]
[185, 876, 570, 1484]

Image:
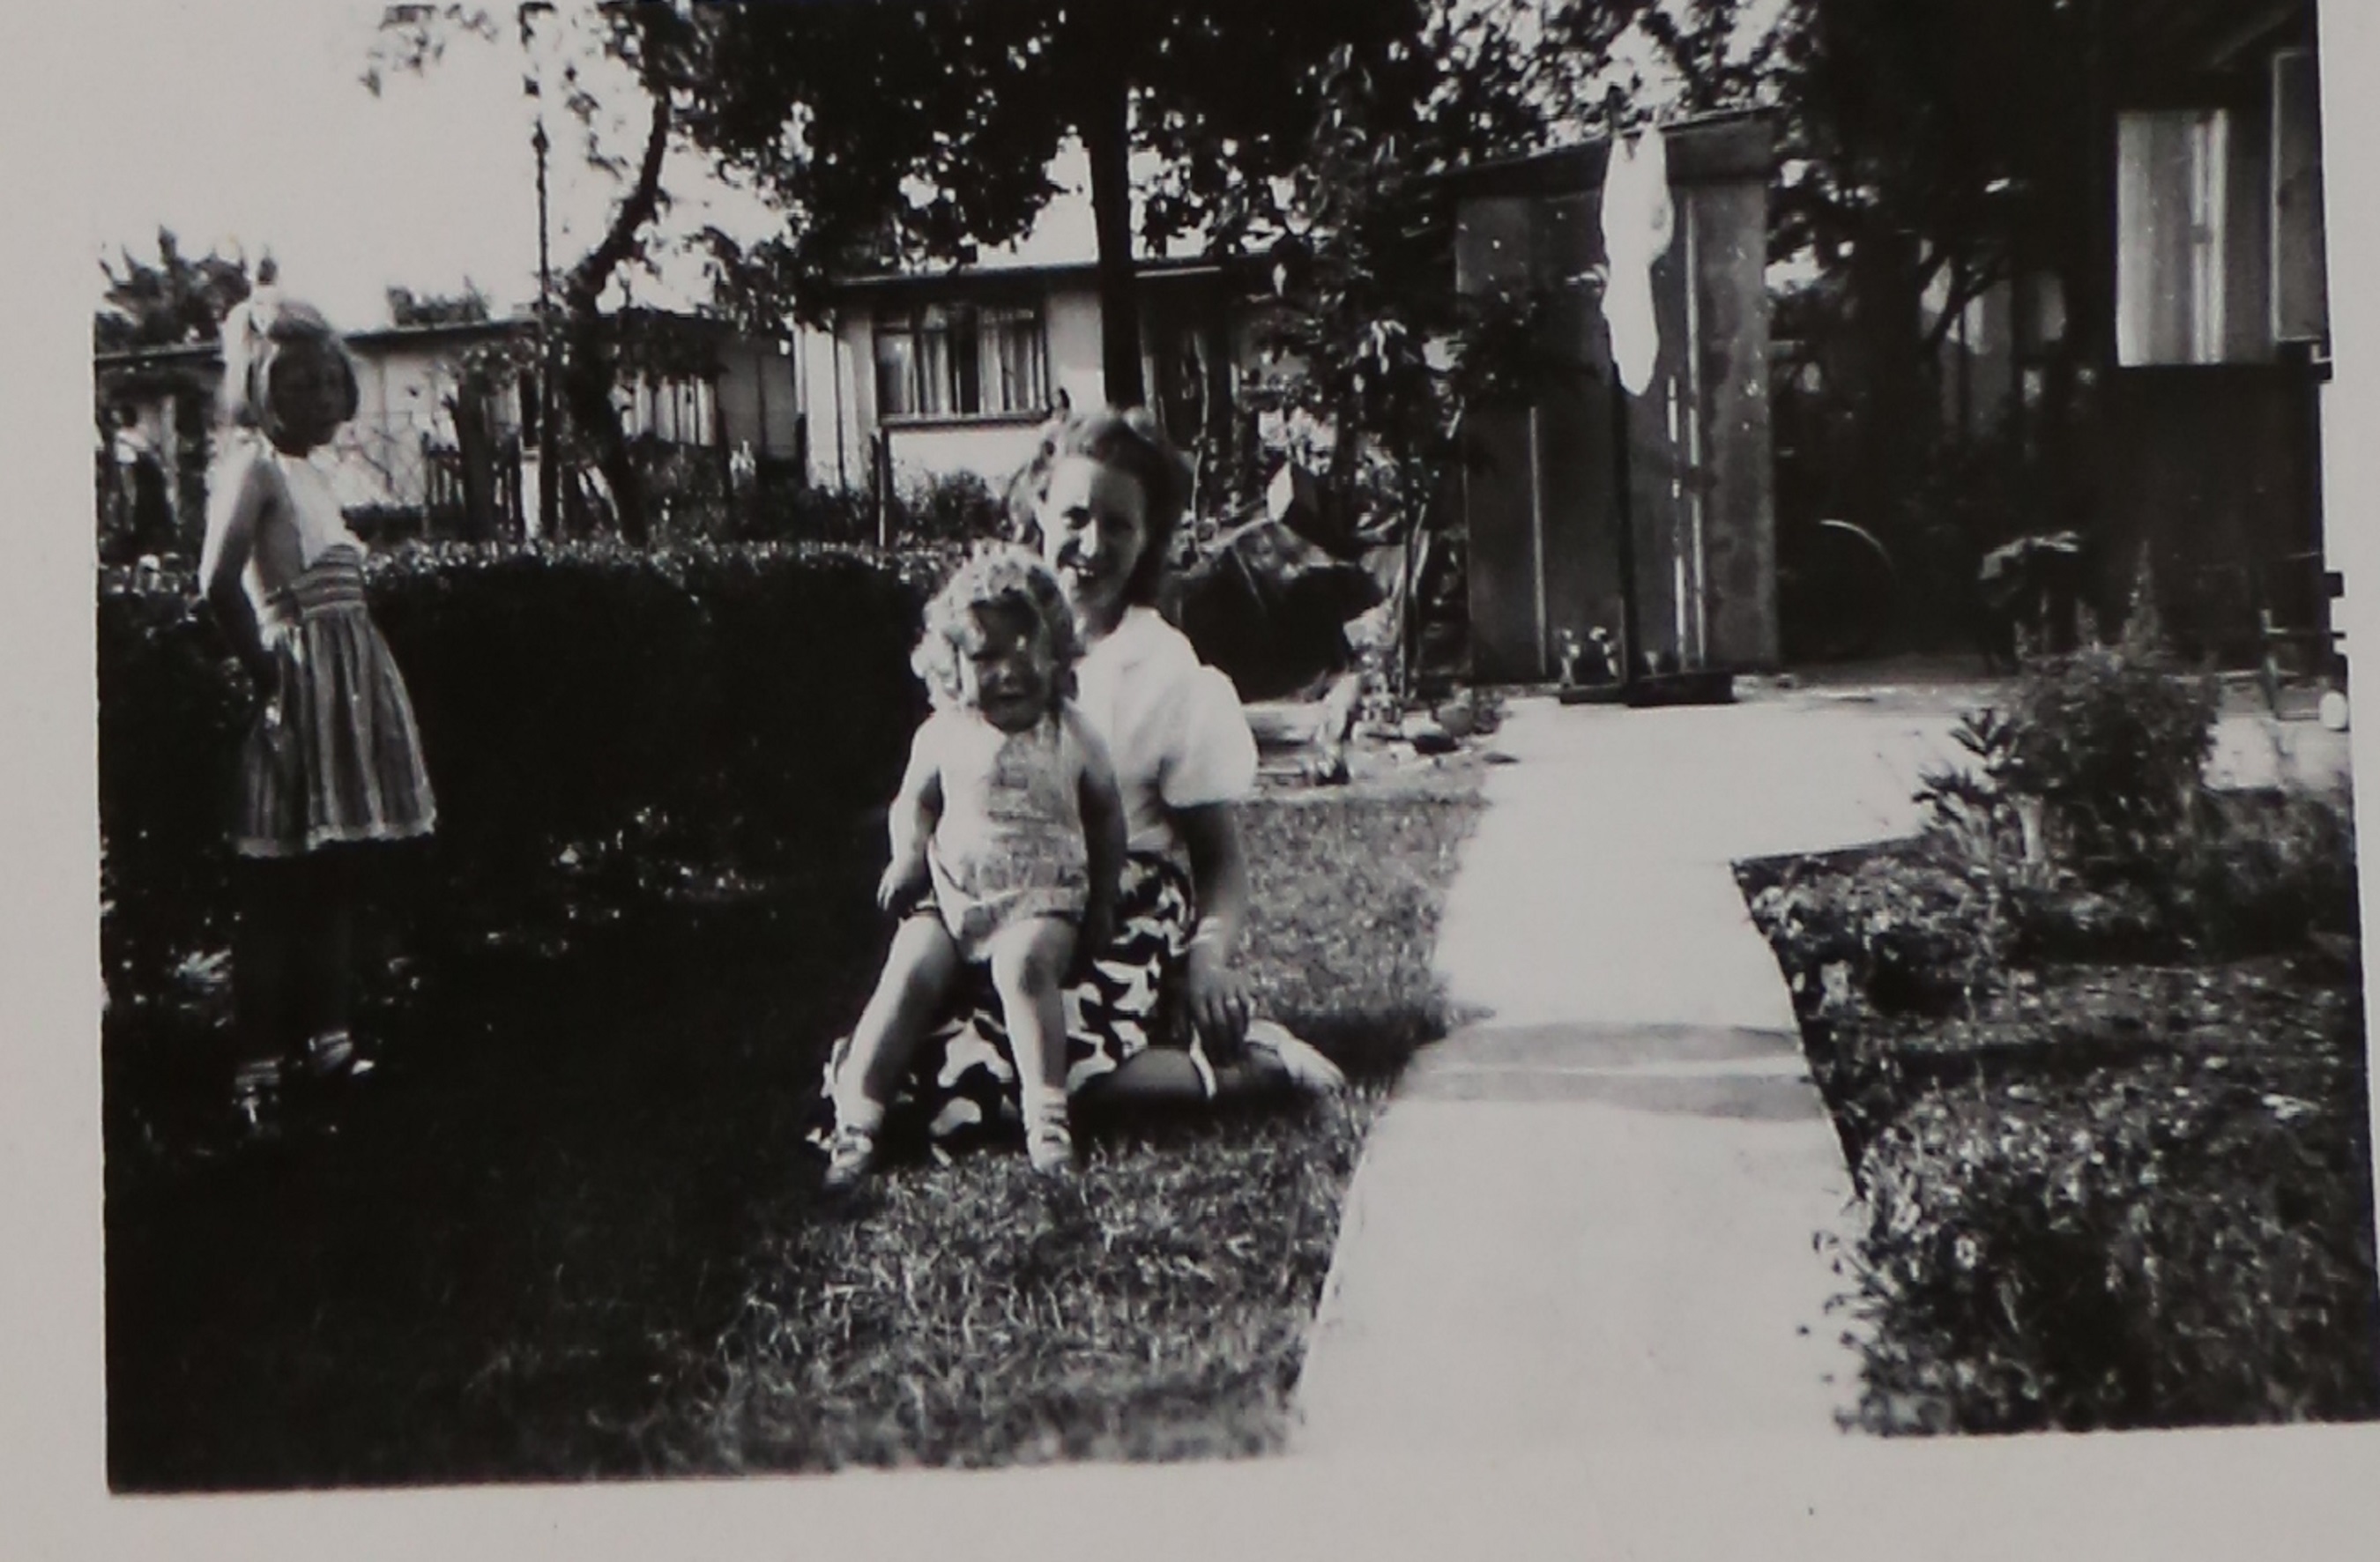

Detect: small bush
[894, 470, 1009, 544]
[1842, 1034, 2378, 1433]
[1999, 647, 2219, 874]
[731, 484, 878, 547]
[2170, 789, 2361, 957]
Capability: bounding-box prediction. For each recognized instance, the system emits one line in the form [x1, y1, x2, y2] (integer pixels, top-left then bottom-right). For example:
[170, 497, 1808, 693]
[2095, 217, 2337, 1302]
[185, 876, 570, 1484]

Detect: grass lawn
[103, 763, 1483, 1487]
[1738, 792, 2380, 1435]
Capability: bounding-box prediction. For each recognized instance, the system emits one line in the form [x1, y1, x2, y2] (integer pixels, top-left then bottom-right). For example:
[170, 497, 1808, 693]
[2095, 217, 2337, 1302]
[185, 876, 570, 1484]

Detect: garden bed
[102, 770, 1482, 1487]
[1739, 795, 2379, 1435]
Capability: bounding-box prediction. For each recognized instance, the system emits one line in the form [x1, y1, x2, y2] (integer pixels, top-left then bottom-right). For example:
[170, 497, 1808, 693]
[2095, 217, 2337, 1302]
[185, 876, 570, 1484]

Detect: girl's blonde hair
[1005, 405, 1193, 607]
[912, 547, 1083, 714]
[216, 286, 361, 443]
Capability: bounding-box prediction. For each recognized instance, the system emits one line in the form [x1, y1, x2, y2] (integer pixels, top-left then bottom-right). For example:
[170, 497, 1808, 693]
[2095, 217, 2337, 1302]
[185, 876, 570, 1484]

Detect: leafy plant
[2001, 647, 2218, 876]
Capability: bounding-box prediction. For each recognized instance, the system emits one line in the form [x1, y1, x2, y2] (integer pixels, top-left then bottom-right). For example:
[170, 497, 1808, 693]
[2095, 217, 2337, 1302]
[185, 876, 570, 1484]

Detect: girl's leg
[985, 917, 1078, 1170]
[230, 858, 301, 1128]
[294, 849, 360, 1074]
[835, 916, 963, 1131]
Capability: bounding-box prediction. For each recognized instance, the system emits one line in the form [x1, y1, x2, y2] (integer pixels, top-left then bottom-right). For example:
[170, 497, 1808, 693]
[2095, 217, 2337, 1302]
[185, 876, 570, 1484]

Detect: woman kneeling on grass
[817, 405, 1343, 1175]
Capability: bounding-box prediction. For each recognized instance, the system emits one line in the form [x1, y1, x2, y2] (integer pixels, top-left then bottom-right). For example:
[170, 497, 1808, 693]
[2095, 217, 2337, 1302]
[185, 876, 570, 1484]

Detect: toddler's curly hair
[911, 546, 1082, 714]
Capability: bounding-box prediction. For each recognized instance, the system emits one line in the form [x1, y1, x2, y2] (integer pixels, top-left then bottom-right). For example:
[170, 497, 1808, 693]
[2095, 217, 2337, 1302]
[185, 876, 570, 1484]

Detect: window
[2271, 48, 2328, 345]
[874, 301, 1046, 420]
[2116, 108, 2231, 365]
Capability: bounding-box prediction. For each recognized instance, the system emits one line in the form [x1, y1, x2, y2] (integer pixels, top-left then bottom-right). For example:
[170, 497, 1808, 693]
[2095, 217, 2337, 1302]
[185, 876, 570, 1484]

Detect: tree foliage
[387, 282, 495, 327]
[94, 229, 257, 353]
[368, 1, 711, 545]
[685, 0, 1467, 408]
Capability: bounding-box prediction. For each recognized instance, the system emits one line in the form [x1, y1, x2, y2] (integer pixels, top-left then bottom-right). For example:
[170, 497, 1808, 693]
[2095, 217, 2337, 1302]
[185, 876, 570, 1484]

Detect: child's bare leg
[835, 916, 962, 1130]
[985, 916, 1078, 1170]
[296, 850, 360, 1074]
[232, 861, 299, 1075]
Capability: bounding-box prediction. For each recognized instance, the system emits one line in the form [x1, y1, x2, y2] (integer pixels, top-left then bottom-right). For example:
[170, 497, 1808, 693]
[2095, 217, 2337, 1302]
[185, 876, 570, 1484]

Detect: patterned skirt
[815, 851, 1199, 1149]
[234, 553, 437, 859]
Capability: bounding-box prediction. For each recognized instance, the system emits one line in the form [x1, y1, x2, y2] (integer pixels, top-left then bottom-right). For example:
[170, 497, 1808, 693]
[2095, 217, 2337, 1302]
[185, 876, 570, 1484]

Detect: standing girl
[823, 548, 1125, 1185]
[197, 286, 437, 1140]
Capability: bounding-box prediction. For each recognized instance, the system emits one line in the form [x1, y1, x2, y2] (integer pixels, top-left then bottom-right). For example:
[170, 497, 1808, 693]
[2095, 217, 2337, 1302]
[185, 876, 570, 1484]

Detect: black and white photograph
[19, 0, 2380, 1551]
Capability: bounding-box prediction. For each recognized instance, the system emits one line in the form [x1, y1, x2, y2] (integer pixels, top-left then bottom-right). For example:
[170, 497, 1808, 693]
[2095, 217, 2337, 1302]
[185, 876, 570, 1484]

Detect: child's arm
[1070, 708, 1127, 972]
[878, 722, 945, 913]
[195, 446, 276, 688]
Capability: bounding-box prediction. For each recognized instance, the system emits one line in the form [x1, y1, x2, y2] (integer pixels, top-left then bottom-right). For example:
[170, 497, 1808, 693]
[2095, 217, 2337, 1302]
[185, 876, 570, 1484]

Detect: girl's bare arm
[196, 449, 275, 686]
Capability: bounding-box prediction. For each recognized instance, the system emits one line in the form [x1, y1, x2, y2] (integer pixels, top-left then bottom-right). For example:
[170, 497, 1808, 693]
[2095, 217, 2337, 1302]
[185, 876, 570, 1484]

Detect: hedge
[98, 540, 939, 1005]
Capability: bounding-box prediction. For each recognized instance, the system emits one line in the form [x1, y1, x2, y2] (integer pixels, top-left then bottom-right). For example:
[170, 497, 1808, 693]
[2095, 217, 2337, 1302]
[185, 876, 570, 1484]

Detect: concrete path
[1290, 682, 2351, 1454]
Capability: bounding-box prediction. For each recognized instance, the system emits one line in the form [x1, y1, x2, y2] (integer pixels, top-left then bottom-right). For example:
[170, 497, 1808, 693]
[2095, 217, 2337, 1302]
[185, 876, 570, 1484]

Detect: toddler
[824, 547, 1124, 1184]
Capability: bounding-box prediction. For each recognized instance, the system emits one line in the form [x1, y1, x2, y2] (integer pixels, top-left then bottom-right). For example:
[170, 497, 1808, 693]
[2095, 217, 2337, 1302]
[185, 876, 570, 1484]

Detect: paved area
[1289, 681, 2353, 1454]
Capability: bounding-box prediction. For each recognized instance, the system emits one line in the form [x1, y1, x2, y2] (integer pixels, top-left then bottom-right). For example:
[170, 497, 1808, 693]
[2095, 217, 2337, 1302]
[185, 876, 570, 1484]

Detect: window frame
[872, 295, 1050, 425]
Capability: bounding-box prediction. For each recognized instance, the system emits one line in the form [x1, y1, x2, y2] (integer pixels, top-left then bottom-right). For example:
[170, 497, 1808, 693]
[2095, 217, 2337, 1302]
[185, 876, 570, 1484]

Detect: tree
[368, 1, 706, 546]
[1759, 0, 2112, 632]
[94, 228, 256, 352]
[387, 281, 495, 326]
[684, 0, 1461, 411]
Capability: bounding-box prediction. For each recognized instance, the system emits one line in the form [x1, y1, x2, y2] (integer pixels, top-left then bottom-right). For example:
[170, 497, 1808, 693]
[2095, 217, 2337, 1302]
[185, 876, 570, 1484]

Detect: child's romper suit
[915, 706, 1089, 962]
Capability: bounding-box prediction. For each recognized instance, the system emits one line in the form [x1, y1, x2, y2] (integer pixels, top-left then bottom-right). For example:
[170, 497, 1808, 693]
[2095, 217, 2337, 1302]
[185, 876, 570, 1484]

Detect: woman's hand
[877, 853, 929, 915]
[1183, 939, 1253, 1057]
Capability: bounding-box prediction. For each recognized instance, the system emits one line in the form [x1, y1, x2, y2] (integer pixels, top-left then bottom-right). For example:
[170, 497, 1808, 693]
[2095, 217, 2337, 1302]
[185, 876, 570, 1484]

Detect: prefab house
[794, 255, 1253, 502]
[1447, 111, 1779, 684]
[93, 309, 804, 546]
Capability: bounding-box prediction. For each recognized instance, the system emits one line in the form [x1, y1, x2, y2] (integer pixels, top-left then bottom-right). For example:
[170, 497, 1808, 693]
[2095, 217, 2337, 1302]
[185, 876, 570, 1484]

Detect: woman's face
[1037, 455, 1149, 636]
[264, 340, 346, 453]
[957, 600, 1054, 733]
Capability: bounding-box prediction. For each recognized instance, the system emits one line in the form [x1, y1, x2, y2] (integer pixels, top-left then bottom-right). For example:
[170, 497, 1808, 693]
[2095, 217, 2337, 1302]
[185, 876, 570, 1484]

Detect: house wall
[711, 338, 804, 460]
[2091, 24, 2329, 658]
[817, 274, 1237, 496]
[1046, 284, 1106, 413]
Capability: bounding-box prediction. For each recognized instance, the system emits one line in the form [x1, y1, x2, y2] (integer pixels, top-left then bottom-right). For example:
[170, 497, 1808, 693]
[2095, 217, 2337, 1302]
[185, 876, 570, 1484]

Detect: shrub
[894, 470, 1008, 544]
[733, 484, 877, 547]
[2170, 789, 2361, 958]
[1843, 1047, 2378, 1434]
[1999, 647, 2219, 875]
[98, 541, 933, 1005]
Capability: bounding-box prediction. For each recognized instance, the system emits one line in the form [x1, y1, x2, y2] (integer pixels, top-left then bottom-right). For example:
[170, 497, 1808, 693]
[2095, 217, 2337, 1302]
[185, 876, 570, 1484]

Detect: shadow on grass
[104, 787, 1484, 1487]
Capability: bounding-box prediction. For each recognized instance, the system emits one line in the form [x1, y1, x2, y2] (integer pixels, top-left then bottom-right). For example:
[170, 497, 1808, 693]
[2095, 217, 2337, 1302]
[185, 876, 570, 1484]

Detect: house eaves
[828, 254, 1249, 298]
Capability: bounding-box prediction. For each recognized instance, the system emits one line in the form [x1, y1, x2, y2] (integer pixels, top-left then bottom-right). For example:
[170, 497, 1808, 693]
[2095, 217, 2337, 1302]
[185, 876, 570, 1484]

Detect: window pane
[875, 324, 915, 419]
[980, 305, 1046, 413]
[2273, 48, 2328, 343]
[2117, 109, 2230, 366]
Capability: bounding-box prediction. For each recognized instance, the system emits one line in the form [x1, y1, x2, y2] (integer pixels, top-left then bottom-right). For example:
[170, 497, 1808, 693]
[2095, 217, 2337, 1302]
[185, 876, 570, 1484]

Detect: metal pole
[524, 2, 560, 541]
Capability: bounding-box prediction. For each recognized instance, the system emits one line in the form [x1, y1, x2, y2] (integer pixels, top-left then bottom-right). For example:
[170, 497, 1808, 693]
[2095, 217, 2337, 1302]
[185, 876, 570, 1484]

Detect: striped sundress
[232, 454, 435, 859]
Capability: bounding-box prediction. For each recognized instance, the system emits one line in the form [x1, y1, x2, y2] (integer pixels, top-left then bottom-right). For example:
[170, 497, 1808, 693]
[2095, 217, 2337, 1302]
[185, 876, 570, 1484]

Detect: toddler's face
[959, 600, 1055, 733]
[264, 340, 346, 453]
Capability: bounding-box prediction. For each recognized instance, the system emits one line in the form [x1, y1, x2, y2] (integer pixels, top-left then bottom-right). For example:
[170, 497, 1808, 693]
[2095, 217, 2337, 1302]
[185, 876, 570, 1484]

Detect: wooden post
[1610, 373, 1641, 690]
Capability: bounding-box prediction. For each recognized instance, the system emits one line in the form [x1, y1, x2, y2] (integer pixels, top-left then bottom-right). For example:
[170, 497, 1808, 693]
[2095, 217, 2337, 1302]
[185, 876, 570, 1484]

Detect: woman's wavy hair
[911, 546, 1083, 714]
[1005, 405, 1192, 608]
[216, 286, 361, 444]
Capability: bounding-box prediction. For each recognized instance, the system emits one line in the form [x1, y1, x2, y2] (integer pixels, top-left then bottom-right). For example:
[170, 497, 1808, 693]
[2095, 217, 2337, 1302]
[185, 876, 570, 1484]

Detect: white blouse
[1071, 606, 1258, 859]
